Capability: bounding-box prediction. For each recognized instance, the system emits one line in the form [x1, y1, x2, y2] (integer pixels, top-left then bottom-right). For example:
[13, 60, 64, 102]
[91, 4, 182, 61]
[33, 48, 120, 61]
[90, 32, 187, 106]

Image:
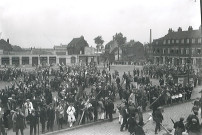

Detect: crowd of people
[0, 62, 200, 135]
[0, 63, 117, 135]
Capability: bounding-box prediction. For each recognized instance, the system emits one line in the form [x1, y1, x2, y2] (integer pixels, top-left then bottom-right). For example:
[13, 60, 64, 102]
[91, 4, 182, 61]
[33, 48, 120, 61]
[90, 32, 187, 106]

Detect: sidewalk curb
[44, 99, 195, 135]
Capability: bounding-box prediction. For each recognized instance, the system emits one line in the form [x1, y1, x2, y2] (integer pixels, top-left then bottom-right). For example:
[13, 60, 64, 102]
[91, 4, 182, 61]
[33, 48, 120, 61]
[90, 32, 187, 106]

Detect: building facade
[148, 26, 202, 67]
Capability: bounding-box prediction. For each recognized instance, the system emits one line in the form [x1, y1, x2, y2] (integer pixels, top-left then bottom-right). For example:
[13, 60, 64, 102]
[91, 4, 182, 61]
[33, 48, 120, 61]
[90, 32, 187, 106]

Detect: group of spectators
[0, 63, 117, 135]
[0, 62, 200, 135]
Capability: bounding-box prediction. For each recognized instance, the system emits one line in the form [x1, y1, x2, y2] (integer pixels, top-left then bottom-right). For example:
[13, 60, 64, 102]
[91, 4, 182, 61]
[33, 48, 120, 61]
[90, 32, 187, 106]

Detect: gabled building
[105, 40, 145, 63]
[67, 36, 89, 55]
[149, 26, 202, 67]
[0, 39, 13, 54]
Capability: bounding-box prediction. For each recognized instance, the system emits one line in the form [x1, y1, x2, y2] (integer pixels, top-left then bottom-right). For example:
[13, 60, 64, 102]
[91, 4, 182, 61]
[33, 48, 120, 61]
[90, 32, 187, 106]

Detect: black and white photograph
[0, 0, 201, 135]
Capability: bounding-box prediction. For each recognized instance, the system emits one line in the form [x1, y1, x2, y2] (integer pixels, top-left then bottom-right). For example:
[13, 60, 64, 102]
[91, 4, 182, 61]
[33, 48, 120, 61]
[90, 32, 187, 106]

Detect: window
[157, 49, 160, 53]
[198, 38, 201, 44]
[172, 40, 175, 44]
[176, 40, 179, 43]
[168, 48, 170, 54]
[171, 49, 174, 53]
[192, 39, 195, 44]
[181, 48, 183, 54]
[163, 40, 166, 45]
[168, 40, 170, 44]
[187, 39, 190, 44]
[156, 41, 158, 45]
[192, 48, 195, 54]
[153, 49, 156, 54]
[176, 48, 179, 54]
[163, 48, 166, 54]
[181, 39, 184, 44]
[197, 48, 201, 54]
[186, 48, 189, 54]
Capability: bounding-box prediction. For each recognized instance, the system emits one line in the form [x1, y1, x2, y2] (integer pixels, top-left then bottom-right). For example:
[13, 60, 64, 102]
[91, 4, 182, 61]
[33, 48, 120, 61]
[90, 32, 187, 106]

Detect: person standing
[154, 107, 164, 134]
[66, 103, 76, 127]
[14, 108, 25, 135]
[120, 103, 129, 131]
[47, 104, 55, 132]
[29, 109, 38, 135]
[40, 105, 47, 134]
[173, 117, 185, 135]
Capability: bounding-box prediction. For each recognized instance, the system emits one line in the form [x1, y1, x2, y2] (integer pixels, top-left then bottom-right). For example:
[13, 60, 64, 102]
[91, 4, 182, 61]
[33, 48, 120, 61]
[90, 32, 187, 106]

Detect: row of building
[145, 26, 202, 67]
[0, 35, 145, 67]
[0, 26, 201, 67]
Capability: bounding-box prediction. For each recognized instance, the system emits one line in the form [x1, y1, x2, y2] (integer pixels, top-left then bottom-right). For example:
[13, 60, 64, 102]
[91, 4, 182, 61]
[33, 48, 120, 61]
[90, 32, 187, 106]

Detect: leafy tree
[94, 36, 104, 53]
[113, 33, 126, 61]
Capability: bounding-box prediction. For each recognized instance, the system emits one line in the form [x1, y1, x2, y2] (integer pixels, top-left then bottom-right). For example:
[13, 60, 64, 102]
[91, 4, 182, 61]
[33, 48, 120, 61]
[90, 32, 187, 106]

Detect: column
[38, 56, 41, 65]
[29, 56, 32, 66]
[9, 57, 12, 65]
[47, 56, 49, 65]
[56, 57, 59, 65]
[19, 56, 22, 65]
[163, 56, 165, 64]
[66, 57, 68, 65]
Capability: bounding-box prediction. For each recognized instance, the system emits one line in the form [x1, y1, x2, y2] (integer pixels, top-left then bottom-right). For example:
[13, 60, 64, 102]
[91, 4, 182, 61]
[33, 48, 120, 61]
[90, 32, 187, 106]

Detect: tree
[113, 33, 127, 61]
[94, 36, 104, 53]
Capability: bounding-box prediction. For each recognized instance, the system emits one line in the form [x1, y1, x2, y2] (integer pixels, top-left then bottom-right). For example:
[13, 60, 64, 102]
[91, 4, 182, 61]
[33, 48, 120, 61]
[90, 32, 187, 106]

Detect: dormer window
[181, 39, 184, 44]
[172, 40, 175, 44]
[192, 39, 195, 44]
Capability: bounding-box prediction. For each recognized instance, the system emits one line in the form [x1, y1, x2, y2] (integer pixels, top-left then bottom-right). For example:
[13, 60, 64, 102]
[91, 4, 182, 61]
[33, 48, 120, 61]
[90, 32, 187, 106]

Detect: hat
[180, 117, 184, 121]
[26, 99, 30, 101]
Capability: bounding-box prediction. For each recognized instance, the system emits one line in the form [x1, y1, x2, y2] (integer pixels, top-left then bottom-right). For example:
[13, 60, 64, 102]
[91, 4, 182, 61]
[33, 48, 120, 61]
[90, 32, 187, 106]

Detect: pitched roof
[67, 36, 89, 48]
[0, 39, 13, 51]
[162, 30, 201, 40]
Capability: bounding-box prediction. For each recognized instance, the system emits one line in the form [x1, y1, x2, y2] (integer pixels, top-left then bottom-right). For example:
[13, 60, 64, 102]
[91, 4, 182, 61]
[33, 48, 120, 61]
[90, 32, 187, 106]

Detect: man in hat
[174, 117, 185, 135]
[66, 103, 76, 127]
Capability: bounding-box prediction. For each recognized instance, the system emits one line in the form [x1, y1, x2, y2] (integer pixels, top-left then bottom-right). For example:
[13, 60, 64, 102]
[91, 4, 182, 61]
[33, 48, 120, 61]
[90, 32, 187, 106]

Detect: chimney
[7, 38, 9, 44]
[188, 26, 193, 31]
[178, 27, 182, 32]
[150, 29, 152, 44]
[168, 28, 173, 33]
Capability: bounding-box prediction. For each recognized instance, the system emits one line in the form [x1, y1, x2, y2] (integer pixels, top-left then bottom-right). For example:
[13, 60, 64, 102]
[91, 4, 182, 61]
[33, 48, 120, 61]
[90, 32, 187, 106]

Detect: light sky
[0, 0, 200, 48]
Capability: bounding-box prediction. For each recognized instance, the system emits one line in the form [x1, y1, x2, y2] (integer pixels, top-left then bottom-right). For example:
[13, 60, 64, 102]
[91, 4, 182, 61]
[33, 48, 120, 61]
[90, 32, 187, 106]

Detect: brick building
[148, 26, 202, 67]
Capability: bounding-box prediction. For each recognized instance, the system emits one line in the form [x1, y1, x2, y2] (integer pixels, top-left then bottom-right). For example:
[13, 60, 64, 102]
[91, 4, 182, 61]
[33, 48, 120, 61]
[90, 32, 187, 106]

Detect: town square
[0, 0, 201, 135]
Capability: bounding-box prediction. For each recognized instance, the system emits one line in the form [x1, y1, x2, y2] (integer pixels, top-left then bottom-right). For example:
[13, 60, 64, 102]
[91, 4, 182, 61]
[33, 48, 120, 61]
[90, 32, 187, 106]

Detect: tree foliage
[113, 33, 127, 47]
[94, 36, 104, 48]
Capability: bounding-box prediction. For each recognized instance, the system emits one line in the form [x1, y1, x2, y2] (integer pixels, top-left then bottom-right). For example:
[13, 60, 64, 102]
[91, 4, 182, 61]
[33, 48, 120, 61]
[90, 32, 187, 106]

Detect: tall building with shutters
[148, 26, 202, 67]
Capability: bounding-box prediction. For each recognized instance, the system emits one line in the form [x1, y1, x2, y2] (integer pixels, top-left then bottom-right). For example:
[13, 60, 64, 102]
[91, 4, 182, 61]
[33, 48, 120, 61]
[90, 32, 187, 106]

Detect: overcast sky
[0, 0, 200, 48]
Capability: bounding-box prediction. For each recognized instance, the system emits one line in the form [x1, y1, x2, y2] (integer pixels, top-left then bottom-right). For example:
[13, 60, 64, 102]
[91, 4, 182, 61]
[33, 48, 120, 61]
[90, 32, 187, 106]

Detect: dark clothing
[40, 107, 47, 133]
[154, 109, 163, 134]
[120, 106, 129, 131]
[174, 121, 185, 135]
[127, 116, 137, 134]
[29, 113, 38, 135]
